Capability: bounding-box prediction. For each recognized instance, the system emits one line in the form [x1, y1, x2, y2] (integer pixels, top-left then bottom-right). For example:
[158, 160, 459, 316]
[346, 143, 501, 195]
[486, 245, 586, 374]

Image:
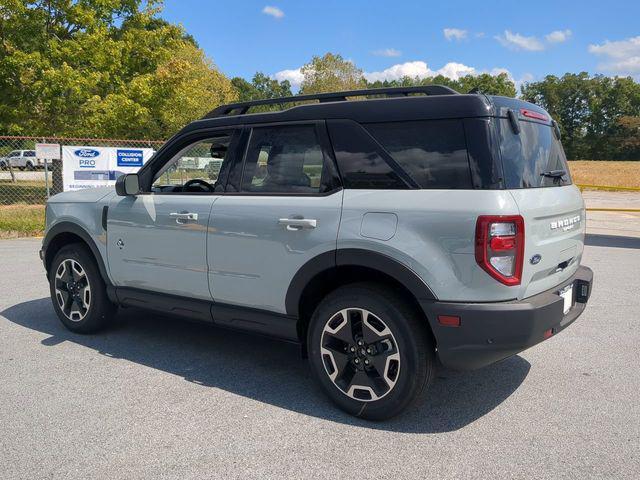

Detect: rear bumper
[422, 265, 593, 370]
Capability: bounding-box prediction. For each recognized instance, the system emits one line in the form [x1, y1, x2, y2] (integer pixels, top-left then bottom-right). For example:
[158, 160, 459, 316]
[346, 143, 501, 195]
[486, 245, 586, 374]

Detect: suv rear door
[207, 121, 342, 315]
[495, 111, 586, 299]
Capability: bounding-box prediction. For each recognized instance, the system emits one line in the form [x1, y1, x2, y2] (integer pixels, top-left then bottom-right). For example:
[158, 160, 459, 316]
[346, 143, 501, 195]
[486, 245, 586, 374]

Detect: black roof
[183, 86, 548, 134]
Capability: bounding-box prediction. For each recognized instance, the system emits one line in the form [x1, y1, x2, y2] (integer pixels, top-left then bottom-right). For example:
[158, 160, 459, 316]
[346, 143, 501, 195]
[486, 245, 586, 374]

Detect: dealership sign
[62, 146, 153, 191]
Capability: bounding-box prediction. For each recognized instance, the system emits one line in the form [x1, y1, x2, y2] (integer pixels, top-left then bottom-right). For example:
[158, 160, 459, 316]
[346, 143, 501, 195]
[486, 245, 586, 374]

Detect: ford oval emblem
[530, 254, 542, 265]
[74, 149, 100, 158]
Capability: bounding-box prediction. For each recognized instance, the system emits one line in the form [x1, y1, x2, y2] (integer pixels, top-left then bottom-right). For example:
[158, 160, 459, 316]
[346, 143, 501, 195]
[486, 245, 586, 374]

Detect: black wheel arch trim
[42, 221, 112, 287]
[285, 248, 437, 317]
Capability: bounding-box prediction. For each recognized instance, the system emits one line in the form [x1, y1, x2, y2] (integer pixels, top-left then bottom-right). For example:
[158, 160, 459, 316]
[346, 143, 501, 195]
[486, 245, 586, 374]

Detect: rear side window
[327, 119, 409, 189]
[24, 151, 35, 157]
[365, 120, 473, 189]
[497, 119, 572, 188]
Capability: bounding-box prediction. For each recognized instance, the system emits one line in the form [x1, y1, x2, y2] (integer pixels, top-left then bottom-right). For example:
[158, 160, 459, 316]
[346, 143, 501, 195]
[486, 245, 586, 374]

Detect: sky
[161, 0, 640, 90]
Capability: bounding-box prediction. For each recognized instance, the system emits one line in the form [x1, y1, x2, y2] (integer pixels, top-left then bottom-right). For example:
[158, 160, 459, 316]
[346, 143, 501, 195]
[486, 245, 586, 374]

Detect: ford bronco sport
[41, 86, 593, 420]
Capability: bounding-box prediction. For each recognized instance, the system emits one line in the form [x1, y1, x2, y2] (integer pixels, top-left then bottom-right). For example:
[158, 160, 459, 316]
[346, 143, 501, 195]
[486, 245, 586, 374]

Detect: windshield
[497, 118, 572, 188]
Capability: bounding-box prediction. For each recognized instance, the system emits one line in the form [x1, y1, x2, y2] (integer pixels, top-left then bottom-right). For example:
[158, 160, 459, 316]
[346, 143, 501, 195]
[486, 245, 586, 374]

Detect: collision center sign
[62, 146, 153, 191]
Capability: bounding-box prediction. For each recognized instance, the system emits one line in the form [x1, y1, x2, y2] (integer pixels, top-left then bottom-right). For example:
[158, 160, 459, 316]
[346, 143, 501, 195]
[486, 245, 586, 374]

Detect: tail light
[475, 215, 524, 286]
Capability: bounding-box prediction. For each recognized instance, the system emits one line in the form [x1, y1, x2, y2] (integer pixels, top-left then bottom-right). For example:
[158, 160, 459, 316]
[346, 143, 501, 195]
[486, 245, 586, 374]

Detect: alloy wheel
[320, 308, 401, 402]
[54, 259, 91, 322]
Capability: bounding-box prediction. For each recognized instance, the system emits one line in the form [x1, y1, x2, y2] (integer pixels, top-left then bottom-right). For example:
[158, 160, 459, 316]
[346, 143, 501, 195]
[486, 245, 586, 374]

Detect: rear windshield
[497, 118, 572, 188]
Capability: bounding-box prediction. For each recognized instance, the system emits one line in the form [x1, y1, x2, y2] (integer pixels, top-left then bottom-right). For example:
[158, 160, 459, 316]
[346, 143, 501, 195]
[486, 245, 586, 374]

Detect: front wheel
[49, 243, 115, 333]
[307, 283, 435, 420]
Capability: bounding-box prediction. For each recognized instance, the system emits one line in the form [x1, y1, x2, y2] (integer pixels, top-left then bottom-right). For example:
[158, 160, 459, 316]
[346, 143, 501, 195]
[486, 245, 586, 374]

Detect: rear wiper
[540, 169, 567, 178]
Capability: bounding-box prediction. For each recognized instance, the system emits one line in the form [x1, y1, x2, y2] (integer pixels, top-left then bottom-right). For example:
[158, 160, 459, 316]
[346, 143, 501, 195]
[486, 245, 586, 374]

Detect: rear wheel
[26, 161, 35, 171]
[307, 283, 435, 420]
[49, 243, 115, 333]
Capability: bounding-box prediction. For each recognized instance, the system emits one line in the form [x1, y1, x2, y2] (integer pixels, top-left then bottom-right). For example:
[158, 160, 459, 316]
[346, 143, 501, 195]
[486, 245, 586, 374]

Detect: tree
[521, 73, 640, 159]
[614, 116, 640, 159]
[231, 72, 292, 102]
[365, 72, 516, 96]
[0, 1, 236, 139]
[300, 53, 366, 94]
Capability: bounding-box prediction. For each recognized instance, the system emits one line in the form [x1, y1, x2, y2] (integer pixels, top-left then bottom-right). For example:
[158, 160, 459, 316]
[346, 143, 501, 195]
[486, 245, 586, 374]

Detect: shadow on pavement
[585, 233, 640, 249]
[2, 298, 530, 433]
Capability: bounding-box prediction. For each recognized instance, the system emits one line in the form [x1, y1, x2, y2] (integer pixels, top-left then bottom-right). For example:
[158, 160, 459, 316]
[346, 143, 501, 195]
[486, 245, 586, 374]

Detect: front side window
[152, 131, 236, 193]
[365, 120, 472, 189]
[241, 125, 333, 194]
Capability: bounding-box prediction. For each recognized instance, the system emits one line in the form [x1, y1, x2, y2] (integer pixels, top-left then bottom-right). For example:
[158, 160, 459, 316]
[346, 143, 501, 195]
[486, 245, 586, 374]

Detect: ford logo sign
[530, 254, 542, 265]
[74, 149, 100, 158]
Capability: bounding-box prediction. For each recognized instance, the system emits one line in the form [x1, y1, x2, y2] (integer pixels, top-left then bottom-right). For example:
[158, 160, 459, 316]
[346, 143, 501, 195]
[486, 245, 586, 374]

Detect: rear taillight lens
[475, 215, 524, 286]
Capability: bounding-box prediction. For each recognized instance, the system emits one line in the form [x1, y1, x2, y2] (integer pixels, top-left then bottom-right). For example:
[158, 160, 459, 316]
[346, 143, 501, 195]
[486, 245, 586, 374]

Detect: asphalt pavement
[1, 224, 639, 479]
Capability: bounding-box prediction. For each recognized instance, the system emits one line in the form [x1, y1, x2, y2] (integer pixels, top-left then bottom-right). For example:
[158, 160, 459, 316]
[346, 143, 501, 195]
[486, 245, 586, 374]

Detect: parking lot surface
[1, 227, 639, 479]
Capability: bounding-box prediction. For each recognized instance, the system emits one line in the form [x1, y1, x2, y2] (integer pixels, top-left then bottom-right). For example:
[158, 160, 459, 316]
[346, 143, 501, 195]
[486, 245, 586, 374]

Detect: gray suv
[40, 86, 593, 420]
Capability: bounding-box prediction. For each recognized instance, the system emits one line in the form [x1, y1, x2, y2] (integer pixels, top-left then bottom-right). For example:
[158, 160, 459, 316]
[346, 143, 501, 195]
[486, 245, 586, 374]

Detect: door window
[365, 120, 472, 189]
[241, 125, 334, 194]
[152, 131, 236, 193]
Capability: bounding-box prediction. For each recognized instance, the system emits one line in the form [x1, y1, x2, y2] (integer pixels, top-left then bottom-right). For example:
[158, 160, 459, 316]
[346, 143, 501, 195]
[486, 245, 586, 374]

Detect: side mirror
[115, 173, 140, 196]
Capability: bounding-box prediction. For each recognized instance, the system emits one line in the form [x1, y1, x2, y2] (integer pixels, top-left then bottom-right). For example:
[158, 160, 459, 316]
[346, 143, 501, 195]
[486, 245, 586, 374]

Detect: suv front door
[107, 129, 240, 300]
[208, 122, 343, 314]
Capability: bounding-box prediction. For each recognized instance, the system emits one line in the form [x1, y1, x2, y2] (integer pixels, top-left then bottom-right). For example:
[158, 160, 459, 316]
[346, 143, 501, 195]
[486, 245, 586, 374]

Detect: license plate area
[559, 283, 574, 314]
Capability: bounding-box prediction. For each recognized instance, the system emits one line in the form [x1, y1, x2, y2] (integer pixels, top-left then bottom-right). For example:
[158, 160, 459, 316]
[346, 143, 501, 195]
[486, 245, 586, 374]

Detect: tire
[49, 243, 115, 333]
[26, 161, 35, 171]
[307, 283, 435, 420]
[0, 161, 6, 170]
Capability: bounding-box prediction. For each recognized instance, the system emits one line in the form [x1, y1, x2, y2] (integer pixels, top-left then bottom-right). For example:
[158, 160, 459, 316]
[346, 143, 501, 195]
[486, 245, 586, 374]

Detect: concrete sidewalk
[581, 191, 640, 238]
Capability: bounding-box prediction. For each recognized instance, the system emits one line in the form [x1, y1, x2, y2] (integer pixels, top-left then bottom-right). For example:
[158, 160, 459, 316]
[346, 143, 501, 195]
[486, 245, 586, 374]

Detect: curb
[578, 184, 640, 192]
[586, 208, 640, 213]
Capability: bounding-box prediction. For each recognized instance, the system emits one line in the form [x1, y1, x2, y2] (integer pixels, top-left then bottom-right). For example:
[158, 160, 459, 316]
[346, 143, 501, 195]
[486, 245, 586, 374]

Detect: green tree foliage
[367, 72, 516, 97]
[300, 53, 366, 94]
[521, 73, 640, 159]
[0, 0, 236, 139]
[231, 72, 292, 102]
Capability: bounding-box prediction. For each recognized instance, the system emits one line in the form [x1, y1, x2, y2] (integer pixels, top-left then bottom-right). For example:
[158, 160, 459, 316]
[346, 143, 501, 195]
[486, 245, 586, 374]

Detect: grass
[0, 180, 48, 204]
[568, 161, 640, 189]
[0, 204, 45, 238]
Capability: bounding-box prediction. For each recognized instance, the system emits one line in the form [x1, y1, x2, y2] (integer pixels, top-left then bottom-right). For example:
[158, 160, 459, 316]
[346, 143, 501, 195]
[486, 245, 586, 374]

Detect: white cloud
[589, 36, 640, 75]
[364, 61, 432, 82]
[435, 62, 477, 80]
[546, 29, 572, 43]
[274, 68, 304, 88]
[495, 30, 544, 51]
[363, 61, 511, 83]
[262, 5, 284, 19]
[372, 48, 402, 57]
[443, 28, 468, 41]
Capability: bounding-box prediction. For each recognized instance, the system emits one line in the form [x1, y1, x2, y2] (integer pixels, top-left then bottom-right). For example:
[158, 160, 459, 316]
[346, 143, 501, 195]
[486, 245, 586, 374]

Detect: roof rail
[204, 85, 459, 118]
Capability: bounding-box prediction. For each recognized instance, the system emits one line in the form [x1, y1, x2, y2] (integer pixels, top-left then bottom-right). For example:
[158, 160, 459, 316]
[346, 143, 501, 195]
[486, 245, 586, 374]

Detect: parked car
[40, 86, 593, 420]
[0, 150, 43, 170]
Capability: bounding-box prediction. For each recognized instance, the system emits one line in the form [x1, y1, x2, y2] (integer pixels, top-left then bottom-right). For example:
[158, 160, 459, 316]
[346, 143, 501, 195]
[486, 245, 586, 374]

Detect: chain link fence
[0, 136, 164, 237]
[0, 136, 164, 205]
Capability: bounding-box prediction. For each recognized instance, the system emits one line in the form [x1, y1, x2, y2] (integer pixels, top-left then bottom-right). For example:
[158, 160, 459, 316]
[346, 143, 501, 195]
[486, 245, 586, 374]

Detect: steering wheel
[183, 178, 215, 192]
